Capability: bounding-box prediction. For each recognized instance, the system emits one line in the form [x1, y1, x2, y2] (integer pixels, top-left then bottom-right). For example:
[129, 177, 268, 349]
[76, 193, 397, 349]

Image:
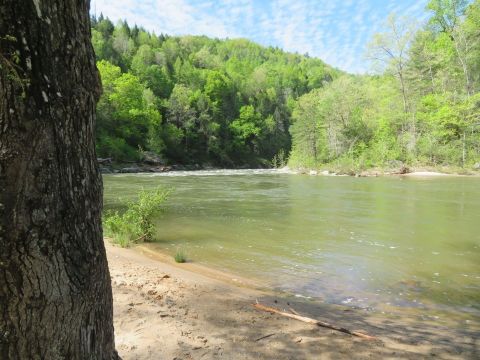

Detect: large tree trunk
[0, 1, 118, 359]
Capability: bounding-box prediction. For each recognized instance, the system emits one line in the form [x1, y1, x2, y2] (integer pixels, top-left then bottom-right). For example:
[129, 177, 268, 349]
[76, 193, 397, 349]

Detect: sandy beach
[107, 240, 479, 359]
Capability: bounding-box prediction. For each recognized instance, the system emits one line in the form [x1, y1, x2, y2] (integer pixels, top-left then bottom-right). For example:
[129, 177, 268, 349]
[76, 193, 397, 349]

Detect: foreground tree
[0, 1, 118, 358]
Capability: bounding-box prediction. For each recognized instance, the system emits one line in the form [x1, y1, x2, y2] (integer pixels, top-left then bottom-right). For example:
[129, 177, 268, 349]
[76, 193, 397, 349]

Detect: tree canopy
[92, 0, 480, 170]
[91, 17, 340, 166]
[289, 0, 480, 170]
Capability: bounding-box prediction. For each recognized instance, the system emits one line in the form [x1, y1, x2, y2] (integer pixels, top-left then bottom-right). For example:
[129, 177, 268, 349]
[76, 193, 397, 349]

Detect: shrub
[104, 187, 171, 247]
[174, 250, 187, 263]
[271, 148, 287, 168]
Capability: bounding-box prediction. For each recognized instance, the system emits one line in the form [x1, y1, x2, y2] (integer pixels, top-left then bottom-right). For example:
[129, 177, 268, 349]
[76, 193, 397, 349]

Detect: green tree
[96, 60, 161, 160]
[229, 105, 262, 157]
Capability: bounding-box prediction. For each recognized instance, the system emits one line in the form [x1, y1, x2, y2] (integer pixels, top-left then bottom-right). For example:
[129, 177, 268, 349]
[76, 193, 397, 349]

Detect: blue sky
[92, 0, 430, 74]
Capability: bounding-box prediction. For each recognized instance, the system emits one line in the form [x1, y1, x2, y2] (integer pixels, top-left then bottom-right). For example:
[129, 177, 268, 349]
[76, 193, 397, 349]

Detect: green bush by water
[174, 250, 187, 263]
[104, 187, 171, 247]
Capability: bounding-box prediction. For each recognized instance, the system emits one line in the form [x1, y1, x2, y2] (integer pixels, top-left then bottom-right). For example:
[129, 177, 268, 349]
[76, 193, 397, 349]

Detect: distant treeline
[92, 0, 480, 170]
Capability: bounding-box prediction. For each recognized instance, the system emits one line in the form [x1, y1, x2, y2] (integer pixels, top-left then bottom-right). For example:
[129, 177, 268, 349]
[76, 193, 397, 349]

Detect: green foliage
[174, 250, 187, 263]
[288, 89, 323, 168]
[104, 187, 170, 247]
[271, 149, 287, 168]
[229, 105, 262, 156]
[91, 17, 340, 166]
[96, 60, 162, 160]
[426, 0, 469, 33]
[91, 5, 480, 171]
[288, 1, 480, 170]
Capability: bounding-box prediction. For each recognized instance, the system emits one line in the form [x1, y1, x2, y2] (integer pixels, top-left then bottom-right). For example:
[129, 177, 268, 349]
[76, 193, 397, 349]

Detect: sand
[107, 240, 479, 359]
[403, 171, 451, 177]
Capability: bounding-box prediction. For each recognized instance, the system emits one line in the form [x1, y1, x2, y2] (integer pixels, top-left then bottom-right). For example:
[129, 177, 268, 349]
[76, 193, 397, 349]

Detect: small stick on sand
[254, 333, 276, 342]
[253, 303, 376, 340]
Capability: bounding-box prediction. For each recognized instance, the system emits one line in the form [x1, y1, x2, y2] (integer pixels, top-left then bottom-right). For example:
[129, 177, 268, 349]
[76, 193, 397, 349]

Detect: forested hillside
[91, 17, 339, 166]
[290, 0, 480, 170]
[92, 0, 479, 171]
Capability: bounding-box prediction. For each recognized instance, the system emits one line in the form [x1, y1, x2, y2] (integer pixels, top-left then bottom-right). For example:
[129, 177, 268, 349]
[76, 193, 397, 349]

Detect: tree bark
[0, 1, 118, 359]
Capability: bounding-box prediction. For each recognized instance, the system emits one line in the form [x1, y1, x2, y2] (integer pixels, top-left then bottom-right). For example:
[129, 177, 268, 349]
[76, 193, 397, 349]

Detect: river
[104, 170, 480, 325]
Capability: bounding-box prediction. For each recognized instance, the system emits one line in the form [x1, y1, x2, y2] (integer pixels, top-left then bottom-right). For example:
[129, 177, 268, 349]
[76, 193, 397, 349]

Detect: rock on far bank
[118, 167, 143, 173]
[141, 151, 165, 166]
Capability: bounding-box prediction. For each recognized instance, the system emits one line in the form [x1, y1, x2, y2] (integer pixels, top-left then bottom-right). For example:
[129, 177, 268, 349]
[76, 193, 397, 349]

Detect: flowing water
[104, 170, 480, 324]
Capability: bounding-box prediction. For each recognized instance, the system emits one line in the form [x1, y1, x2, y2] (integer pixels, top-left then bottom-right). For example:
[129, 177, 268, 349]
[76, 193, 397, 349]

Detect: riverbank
[290, 166, 480, 177]
[99, 158, 480, 177]
[106, 240, 479, 359]
[98, 153, 268, 175]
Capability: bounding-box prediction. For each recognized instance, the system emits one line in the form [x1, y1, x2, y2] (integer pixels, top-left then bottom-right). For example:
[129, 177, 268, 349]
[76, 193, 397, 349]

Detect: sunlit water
[104, 170, 480, 323]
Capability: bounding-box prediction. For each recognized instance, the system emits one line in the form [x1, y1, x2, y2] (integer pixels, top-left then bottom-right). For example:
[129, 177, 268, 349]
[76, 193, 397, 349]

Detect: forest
[92, 0, 480, 170]
[91, 16, 339, 167]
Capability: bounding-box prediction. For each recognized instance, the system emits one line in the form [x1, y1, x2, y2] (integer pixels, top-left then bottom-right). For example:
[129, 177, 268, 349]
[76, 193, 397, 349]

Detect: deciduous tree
[0, 1, 118, 358]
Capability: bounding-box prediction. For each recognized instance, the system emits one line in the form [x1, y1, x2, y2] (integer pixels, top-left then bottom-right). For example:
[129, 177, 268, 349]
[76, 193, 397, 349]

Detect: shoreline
[101, 163, 480, 178]
[135, 243, 265, 291]
[121, 242, 479, 319]
[106, 239, 479, 359]
[290, 167, 480, 177]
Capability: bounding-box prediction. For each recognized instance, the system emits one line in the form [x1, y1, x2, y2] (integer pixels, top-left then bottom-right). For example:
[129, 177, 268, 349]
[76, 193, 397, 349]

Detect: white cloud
[91, 0, 430, 74]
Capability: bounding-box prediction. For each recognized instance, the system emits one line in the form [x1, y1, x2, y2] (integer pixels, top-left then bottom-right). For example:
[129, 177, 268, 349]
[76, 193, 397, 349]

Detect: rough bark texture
[0, 1, 118, 359]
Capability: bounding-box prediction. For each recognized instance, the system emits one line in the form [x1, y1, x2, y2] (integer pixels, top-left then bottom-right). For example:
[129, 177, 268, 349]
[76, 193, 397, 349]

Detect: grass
[174, 250, 187, 263]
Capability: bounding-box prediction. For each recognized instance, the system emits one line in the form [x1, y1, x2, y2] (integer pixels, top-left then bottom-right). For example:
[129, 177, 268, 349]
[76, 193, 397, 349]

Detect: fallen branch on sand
[254, 333, 276, 342]
[252, 303, 376, 340]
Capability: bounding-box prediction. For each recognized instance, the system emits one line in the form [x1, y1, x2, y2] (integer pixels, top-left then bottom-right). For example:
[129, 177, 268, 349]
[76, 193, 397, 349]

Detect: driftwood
[253, 303, 376, 340]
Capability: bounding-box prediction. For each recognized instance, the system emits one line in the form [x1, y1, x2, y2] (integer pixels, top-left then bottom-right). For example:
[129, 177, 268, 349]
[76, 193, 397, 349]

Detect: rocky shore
[98, 151, 222, 174]
[290, 160, 480, 177]
[98, 153, 480, 177]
